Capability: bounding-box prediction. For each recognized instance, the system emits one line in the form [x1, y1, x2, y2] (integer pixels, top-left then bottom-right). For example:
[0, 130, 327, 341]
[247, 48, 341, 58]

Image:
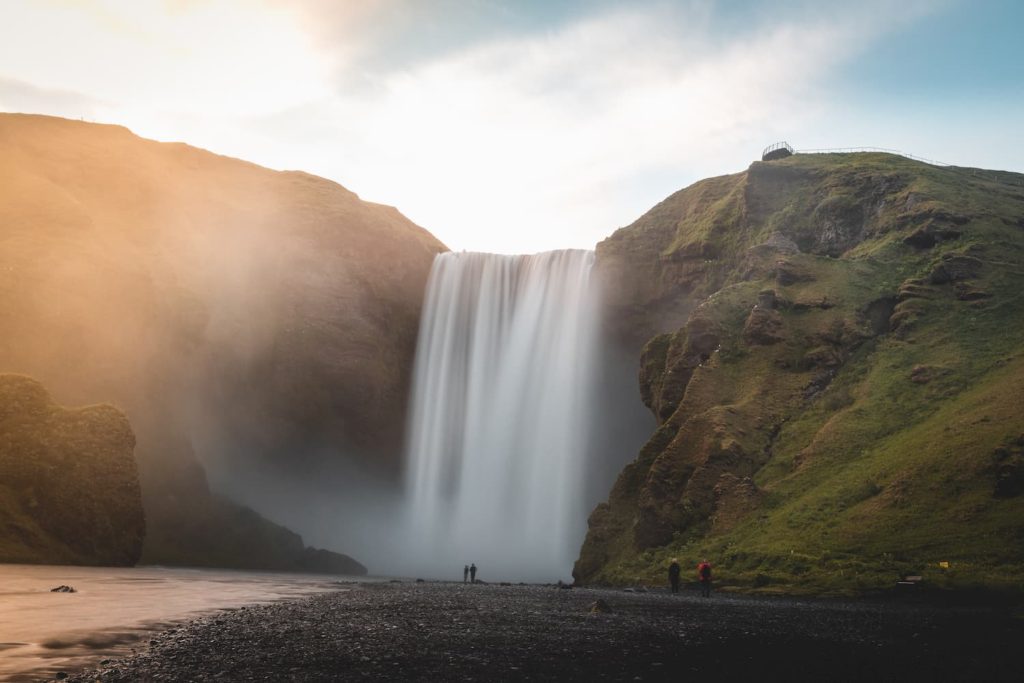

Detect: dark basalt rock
[803, 368, 837, 399]
[929, 254, 983, 284]
[903, 226, 963, 248]
[775, 259, 814, 286]
[861, 296, 897, 336]
[750, 232, 800, 255]
[295, 547, 367, 576]
[992, 436, 1024, 498]
[954, 282, 991, 301]
[743, 306, 784, 345]
[909, 365, 934, 384]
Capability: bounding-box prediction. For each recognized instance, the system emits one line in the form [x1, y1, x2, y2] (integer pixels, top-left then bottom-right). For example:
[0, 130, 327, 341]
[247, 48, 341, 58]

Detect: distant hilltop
[760, 141, 1022, 186]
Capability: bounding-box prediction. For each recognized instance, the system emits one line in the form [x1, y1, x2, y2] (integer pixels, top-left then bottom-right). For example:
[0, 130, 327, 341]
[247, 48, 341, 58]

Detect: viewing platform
[761, 141, 794, 161]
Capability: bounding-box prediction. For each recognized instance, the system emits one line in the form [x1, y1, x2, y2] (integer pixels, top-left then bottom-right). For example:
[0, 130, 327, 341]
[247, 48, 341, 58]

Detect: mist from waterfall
[404, 250, 600, 582]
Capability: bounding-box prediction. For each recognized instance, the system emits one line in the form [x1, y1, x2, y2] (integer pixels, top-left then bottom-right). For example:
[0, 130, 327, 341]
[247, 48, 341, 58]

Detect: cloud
[0, 77, 105, 118]
[0, 0, 332, 117]
[276, 2, 927, 252]
[0, 0, 949, 253]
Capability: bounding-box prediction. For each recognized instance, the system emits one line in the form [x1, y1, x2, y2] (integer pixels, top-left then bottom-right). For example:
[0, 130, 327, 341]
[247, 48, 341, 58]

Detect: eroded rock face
[0, 374, 144, 565]
[742, 306, 784, 346]
[929, 254, 983, 284]
[638, 312, 721, 425]
[575, 152, 1024, 589]
[711, 473, 762, 534]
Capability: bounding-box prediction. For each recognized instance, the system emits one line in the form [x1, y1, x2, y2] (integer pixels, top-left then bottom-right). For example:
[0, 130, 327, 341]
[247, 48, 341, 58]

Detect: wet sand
[0, 565, 357, 682]
[65, 582, 1021, 682]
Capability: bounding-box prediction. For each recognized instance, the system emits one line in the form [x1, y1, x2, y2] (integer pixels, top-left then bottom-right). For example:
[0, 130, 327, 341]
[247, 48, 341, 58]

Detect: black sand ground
[65, 582, 1020, 682]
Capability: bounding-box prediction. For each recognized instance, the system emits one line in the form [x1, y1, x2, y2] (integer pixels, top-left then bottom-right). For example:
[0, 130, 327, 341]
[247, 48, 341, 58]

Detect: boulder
[743, 307, 784, 345]
[929, 254, 983, 284]
[0, 375, 145, 566]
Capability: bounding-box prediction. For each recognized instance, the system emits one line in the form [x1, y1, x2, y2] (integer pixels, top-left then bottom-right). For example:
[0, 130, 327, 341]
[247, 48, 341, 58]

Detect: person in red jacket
[697, 559, 712, 598]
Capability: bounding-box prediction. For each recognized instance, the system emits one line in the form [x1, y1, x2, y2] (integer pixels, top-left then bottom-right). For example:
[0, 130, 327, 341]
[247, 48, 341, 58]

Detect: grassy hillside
[0, 374, 144, 565]
[576, 152, 1024, 594]
[0, 113, 445, 570]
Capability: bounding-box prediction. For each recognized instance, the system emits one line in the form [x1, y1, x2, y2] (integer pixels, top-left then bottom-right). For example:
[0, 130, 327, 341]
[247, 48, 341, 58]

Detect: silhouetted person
[470, 563, 477, 583]
[463, 565, 469, 583]
[668, 558, 681, 593]
[697, 559, 712, 597]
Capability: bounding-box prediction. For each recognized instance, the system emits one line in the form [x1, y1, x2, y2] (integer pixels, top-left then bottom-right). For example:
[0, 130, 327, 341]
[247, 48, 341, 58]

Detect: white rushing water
[404, 250, 600, 582]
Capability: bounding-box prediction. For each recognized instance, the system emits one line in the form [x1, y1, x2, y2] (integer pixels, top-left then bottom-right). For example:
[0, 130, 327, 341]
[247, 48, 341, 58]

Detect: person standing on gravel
[668, 558, 681, 593]
[470, 563, 477, 583]
[463, 565, 469, 583]
[697, 559, 712, 597]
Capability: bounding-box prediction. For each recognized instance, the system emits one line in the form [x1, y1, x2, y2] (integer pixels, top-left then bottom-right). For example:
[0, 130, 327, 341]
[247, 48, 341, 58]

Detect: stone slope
[0, 374, 144, 565]
[576, 153, 1024, 592]
[0, 113, 446, 569]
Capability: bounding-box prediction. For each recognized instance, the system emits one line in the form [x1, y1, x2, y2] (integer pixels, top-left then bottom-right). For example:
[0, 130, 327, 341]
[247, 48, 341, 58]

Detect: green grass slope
[577, 152, 1024, 594]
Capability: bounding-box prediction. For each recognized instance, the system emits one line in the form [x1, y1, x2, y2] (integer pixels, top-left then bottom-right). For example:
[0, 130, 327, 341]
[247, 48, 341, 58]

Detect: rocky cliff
[576, 153, 1024, 592]
[0, 114, 445, 569]
[0, 374, 144, 565]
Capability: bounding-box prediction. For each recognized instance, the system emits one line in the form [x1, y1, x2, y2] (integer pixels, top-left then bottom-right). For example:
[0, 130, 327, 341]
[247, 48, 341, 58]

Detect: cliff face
[0, 114, 445, 569]
[576, 153, 1024, 592]
[0, 374, 145, 565]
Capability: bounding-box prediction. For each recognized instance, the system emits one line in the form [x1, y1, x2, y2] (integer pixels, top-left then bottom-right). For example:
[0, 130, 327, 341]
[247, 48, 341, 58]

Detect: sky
[1, 0, 1022, 254]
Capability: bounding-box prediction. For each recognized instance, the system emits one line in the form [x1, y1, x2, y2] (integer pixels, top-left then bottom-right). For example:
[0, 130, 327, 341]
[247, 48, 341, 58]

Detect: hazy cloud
[265, 1, 934, 252]
[0, 77, 104, 119]
[0, 0, 995, 253]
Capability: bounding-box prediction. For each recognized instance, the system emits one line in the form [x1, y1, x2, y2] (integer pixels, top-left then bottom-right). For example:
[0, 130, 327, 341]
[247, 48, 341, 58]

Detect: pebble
[65, 583, 1020, 682]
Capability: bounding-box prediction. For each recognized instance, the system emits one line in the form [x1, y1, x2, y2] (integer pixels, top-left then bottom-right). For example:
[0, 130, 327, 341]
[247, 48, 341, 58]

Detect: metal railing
[761, 141, 794, 160]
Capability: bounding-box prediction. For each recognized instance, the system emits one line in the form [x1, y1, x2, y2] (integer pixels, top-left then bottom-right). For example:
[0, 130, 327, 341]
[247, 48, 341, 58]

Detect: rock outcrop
[0, 374, 144, 565]
[0, 114, 446, 569]
[576, 153, 1024, 592]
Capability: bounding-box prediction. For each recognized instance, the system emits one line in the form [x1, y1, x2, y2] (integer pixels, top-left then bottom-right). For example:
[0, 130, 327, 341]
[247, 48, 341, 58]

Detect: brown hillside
[0, 113, 446, 568]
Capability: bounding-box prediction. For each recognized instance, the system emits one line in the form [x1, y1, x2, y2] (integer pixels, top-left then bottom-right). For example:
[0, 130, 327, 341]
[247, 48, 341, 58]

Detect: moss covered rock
[0, 374, 145, 565]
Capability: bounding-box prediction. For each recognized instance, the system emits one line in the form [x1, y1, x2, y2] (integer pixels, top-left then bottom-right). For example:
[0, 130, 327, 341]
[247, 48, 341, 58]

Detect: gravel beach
[65, 582, 1020, 682]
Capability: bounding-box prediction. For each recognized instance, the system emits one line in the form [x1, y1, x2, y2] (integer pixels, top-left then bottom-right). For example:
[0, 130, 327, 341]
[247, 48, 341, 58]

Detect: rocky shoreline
[61, 582, 1020, 682]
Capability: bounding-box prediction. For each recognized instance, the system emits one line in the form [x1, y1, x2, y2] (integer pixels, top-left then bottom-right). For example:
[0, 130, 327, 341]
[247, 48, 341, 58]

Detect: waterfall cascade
[404, 250, 600, 581]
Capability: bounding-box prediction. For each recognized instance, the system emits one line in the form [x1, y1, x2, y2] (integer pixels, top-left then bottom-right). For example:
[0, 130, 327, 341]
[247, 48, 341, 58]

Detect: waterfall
[404, 250, 600, 581]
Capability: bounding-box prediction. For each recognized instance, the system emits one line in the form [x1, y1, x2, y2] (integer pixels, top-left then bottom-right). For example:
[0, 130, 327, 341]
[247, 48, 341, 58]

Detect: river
[0, 564, 358, 682]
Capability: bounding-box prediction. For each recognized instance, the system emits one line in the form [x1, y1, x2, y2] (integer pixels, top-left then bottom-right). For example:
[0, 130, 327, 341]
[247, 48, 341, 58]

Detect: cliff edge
[576, 153, 1024, 593]
[0, 113, 444, 570]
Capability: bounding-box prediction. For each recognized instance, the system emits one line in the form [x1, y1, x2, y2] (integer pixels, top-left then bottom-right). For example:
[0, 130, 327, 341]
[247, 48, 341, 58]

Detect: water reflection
[0, 564, 360, 681]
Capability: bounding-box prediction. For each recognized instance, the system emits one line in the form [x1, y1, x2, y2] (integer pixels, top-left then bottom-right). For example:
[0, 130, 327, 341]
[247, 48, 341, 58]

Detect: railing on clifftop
[761, 141, 793, 161]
